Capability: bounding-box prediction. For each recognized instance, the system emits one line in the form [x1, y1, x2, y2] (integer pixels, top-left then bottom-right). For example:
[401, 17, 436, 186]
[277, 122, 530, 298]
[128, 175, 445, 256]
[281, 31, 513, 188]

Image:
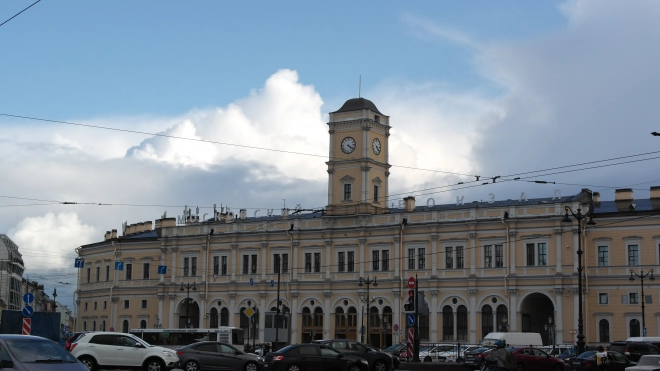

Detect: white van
[479, 332, 543, 348]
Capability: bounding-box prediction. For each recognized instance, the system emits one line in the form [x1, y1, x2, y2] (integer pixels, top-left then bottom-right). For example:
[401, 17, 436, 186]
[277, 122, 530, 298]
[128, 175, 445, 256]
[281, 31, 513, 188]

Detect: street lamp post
[629, 269, 655, 335]
[52, 288, 57, 312]
[562, 206, 596, 355]
[544, 317, 555, 350]
[358, 276, 377, 345]
[180, 282, 197, 328]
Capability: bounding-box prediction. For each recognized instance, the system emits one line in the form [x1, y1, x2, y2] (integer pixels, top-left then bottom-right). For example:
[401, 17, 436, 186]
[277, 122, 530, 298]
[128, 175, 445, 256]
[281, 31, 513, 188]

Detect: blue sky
[2, 0, 660, 310]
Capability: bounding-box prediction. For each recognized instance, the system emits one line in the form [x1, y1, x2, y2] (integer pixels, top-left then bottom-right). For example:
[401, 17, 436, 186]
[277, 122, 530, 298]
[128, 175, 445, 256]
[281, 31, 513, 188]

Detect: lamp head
[650, 271, 655, 281]
[358, 277, 364, 287]
[562, 207, 572, 223]
[587, 215, 596, 225]
[180, 282, 184, 291]
[192, 283, 197, 291]
[629, 272, 635, 282]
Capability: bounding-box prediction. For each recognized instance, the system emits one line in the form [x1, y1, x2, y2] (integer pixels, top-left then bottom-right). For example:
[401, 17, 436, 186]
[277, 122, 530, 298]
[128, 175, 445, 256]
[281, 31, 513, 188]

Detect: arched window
[335, 307, 346, 328]
[481, 305, 493, 337]
[101, 320, 106, 331]
[599, 319, 610, 343]
[302, 307, 312, 327]
[210, 308, 218, 328]
[220, 308, 229, 327]
[314, 307, 324, 327]
[140, 320, 147, 329]
[122, 320, 129, 333]
[348, 306, 358, 327]
[496, 305, 508, 332]
[443, 306, 454, 341]
[630, 319, 641, 337]
[457, 305, 468, 341]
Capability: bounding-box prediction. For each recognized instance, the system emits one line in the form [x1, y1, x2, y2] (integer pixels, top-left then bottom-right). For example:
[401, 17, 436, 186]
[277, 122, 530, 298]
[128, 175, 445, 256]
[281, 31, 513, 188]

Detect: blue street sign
[270, 279, 275, 288]
[22, 305, 34, 317]
[157, 265, 167, 274]
[115, 261, 124, 271]
[74, 257, 84, 268]
[249, 278, 254, 286]
[644, 327, 647, 336]
[23, 292, 34, 304]
[68, 331, 73, 338]
[407, 313, 415, 327]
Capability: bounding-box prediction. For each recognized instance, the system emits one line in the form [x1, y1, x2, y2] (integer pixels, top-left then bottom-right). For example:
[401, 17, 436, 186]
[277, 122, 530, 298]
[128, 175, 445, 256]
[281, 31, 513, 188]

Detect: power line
[0, 0, 41, 28]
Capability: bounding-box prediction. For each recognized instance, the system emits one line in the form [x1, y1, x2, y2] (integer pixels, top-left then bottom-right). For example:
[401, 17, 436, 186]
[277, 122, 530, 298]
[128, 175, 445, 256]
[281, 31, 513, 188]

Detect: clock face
[341, 137, 356, 154]
[372, 138, 381, 155]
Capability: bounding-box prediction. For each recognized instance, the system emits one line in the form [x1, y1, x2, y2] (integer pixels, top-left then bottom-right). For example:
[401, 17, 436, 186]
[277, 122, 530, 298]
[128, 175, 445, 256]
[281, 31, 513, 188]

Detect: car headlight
[163, 350, 176, 358]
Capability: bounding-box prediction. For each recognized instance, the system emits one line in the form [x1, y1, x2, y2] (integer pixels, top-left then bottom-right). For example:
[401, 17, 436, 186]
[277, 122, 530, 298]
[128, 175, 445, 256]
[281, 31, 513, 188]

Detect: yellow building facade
[76, 98, 660, 349]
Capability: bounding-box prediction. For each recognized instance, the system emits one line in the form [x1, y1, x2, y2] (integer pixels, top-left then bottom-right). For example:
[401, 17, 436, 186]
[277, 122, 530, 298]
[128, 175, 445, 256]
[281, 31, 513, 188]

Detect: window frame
[523, 238, 550, 267]
[125, 263, 133, 280]
[143, 263, 150, 279]
[599, 293, 609, 305]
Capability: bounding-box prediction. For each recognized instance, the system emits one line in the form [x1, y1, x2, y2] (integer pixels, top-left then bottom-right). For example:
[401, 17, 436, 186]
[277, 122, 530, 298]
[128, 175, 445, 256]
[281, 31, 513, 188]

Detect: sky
[1, 0, 660, 311]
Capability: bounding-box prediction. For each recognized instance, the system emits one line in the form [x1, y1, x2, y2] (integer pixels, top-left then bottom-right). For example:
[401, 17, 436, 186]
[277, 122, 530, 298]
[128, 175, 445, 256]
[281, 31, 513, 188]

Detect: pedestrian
[596, 346, 608, 371]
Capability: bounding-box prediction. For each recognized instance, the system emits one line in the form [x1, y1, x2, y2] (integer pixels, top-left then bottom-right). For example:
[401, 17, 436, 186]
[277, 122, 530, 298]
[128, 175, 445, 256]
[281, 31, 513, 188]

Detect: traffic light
[404, 289, 415, 311]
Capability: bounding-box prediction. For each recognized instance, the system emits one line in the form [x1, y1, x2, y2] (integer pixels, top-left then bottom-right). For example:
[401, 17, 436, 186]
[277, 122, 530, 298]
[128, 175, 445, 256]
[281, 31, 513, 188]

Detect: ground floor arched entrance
[520, 293, 555, 345]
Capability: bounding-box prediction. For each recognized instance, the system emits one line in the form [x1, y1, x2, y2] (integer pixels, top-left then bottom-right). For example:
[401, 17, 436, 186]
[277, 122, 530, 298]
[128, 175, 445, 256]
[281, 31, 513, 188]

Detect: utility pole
[413, 273, 420, 362]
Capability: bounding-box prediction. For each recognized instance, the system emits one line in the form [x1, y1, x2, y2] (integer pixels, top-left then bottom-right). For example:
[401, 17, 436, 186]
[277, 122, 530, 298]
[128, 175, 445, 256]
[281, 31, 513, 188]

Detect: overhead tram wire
[0, 0, 41, 28]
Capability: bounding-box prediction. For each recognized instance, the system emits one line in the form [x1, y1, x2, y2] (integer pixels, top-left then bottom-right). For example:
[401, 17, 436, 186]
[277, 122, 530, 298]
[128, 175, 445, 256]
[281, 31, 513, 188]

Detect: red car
[65, 332, 86, 351]
[511, 347, 565, 371]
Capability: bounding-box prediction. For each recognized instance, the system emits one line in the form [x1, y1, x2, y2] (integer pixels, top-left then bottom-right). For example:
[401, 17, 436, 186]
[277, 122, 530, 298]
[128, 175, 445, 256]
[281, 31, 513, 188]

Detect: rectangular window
[221, 256, 228, 275]
[526, 244, 535, 266]
[408, 248, 416, 270]
[126, 264, 133, 280]
[418, 248, 426, 270]
[213, 256, 219, 275]
[274, 254, 290, 274]
[455, 246, 463, 269]
[243, 255, 249, 274]
[599, 293, 609, 304]
[123, 299, 129, 309]
[538, 243, 547, 266]
[191, 257, 197, 276]
[628, 245, 640, 266]
[282, 253, 289, 273]
[630, 292, 639, 304]
[598, 246, 609, 267]
[338, 252, 345, 272]
[347, 252, 354, 272]
[372, 250, 380, 271]
[86, 267, 90, 283]
[141, 300, 147, 309]
[251, 254, 258, 274]
[382, 250, 389, 271]
[314, 252, 321, 273]
[105, 265, 110, 281]
[344, 184, 352, 201]
[495, 244, 504, 267]
[183, 257, 189, 276]
[446, 247, 453, 269]
[305, 253, 312, 273]
[373, 185, 379, 203]
[96, 267, 100, 282]
[93, 301, 97, 310]
[85, 303, 88, 311]
[103, 301, 107, 310]
[485, 245, 492, 268]
[143, 263, 150, 279]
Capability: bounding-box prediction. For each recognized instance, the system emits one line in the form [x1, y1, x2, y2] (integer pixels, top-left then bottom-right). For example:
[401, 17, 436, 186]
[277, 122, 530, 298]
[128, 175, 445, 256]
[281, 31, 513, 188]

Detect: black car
[175, 341, 262, 371]
[313, 339, 396, 371]
[464, 347, 494, 369]
[263, 343, 369, 371]
[609, 341, 660, 362]
[566, 350, 634, 371]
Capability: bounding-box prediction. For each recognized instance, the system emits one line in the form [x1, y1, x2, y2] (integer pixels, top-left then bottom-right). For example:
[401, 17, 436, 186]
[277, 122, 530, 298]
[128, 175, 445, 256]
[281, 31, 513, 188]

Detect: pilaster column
[554, 288, 564, 344]
[324, 292, 332, 338]
[555, 229, 563, 274]
[261, 243, 268, 281]
[168, 295, 176, 328]
[157, 294, 164, 328]
[325, 241, 332, 280]
[430, 290, 439, 342]
[292, 242, 300, 280]
[431, 236, 438, 277]
[327, 169, 334, 205]
[470, 233, 477, 275]
[170, 247, 178, 283]
[393, 290, 401, 342]
[291, 293, 299, 343]
[469, 289, 478, 344]
[453, 310, 458, 341]
[259, 293, 267, 343]
[201, 245, 208, 285]
[394, 237, 401, 277]
[111, 297, 119, 331]
[229, 294, 237, 327]
[198, 293, 207, 329]
[359, 239, 367, 277]
[508, 232, 517, 275]
[231, 244, 238, 281]
[508, 289, 518, 331]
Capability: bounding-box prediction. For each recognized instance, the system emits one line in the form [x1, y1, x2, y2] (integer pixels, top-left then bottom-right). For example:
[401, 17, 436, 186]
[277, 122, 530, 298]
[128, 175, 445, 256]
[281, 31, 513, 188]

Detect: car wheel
[374, 360, 388, 371]
[245, 361, 259, 371]
[517, 363, 525, 371]
[552, 364, 563, 371]
[348, 364, 363, 371]
[185, 360, 201, 371]
[79, 356, 97, 371]
[424, 356, 432, 362]
[144, 358, 165, 371]
[287, 364, 302, 371]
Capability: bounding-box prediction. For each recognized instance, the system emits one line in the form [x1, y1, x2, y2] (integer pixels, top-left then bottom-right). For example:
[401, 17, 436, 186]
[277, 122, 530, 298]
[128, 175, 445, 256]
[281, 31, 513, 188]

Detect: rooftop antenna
[359, 75, 361, 98]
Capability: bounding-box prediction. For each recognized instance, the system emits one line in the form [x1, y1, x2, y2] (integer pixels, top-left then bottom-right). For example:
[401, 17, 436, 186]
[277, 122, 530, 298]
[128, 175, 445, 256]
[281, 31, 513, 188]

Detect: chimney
[404, 196, 416, 212]
[161, 218, 176, 228]
[155, 219, 162, 229]
[104, 231, 111, 241]
[111, 229, 117, 239]
[144, 221, 153, 231]
[615, 188, 634, 212]
[128, 224, 136, 235]
[592, 192, 601, 208]
[136, 222, 145, 233]
[651, 186, 660, 210]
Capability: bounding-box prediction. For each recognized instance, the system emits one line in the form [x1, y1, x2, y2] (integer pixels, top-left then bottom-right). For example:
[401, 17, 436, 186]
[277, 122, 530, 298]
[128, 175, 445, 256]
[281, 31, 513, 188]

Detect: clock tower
[326, 98, 391, 215]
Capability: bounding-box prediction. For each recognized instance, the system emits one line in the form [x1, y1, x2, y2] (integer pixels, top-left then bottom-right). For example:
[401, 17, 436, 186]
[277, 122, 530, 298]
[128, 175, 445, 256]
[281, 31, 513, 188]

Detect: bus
[130, 327, 245, 348]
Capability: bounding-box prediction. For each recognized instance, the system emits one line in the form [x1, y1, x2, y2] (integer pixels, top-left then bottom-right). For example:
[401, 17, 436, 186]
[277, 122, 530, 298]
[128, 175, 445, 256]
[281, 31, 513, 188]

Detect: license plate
[572, 361, 582, 366]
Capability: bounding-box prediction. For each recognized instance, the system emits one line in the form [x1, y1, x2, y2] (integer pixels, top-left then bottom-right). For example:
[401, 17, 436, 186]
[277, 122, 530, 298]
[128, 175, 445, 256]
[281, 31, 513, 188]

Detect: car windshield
[384, 343, 404, 351]
[6, 339, 78, 363]
[637, 356, 660, 366]
[276, 344, 299, 353]
[129, 335, 152, 347]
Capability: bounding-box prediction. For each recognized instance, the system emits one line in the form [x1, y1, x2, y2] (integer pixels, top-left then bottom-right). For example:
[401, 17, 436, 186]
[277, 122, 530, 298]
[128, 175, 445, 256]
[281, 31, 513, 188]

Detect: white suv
[70, 332, 179, 371]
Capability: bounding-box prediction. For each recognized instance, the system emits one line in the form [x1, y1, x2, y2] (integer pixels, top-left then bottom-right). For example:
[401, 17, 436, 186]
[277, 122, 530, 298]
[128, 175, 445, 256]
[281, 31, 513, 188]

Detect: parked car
[463, 347, 495, 369]
[0, 334, 89, 371]
[263, 343, 369, 371]
[625, 354, 660, 371]
[541, 346, 575, 357]
[70, 331, 179, 371]
[610, 341, 660, 362]
[461, 345, 482, 360]
[381, 342, 406, 361]
[175, 341, 261, 371]
[565, 350, 634, 371]
[66, 332, 87, 351]
[511, 347, 566, 371]
[556, 348, 577, 363]
[313, 339, 395, 371]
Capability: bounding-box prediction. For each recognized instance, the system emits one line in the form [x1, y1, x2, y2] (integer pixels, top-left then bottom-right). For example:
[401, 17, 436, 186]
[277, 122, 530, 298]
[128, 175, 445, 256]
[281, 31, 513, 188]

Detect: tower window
[374, 115, 380, 123]
[344, 184, 352, 201]
[373, 185, 379, 203]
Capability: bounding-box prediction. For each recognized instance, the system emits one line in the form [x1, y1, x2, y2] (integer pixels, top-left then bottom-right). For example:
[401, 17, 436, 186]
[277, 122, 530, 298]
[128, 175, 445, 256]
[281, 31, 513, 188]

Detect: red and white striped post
[22, 318, 31, 335]
[407, 327, 414, 360]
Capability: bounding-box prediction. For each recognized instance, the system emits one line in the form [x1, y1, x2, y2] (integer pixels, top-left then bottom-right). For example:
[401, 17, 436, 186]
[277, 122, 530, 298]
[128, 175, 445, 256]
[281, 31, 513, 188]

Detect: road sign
[22, 318, 31, 335]
[114, 261, 124, 270]
[407, 313, 415, 327]
[68, 331, 73, 338]
[23, 292, 34, 304]
[408, 277, 416, 289]
[393, 324, 399, 332]
[644, 327, 647, 336]
[244, 307, 255, 317]
[407, 328, 414, 357]
[74, 257, 84, 268]
[270, 279, 275, 288]
[249, 278, 254, 286]
[157, 265, 167, 274]
[22, 305, 34, 317]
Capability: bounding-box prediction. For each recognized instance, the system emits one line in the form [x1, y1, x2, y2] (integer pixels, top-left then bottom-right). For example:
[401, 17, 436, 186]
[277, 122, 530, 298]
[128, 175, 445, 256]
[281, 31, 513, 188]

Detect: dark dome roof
[333, 98, 382, 115]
